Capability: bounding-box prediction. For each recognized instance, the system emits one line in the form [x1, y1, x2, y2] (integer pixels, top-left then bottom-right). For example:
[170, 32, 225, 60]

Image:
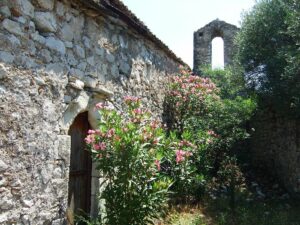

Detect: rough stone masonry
[193, 19, 239, 74]
[0, 0, 186, 224]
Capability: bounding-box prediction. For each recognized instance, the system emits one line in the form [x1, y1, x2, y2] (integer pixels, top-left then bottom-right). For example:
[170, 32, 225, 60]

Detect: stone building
[193, 19, 239, 73]
[0, 0, 186, 224]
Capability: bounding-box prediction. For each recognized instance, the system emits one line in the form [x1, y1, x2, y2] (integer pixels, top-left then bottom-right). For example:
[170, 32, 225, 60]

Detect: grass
[158, 196, 300, 225]
[156, 205, 209, 225]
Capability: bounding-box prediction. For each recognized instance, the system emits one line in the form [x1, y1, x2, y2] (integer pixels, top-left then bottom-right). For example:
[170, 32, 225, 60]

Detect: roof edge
[78, 0, 189, 68]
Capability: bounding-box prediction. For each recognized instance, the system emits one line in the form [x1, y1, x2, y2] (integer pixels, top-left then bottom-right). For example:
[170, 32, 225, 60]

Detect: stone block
[59, 23, 74, 42]
[0, 6, 11, 17]
[34, 12, 57, 33]
[69, 79, 84, 90]
[2, 19, 24, 37]
[57, 135, 71, 163]
[74, 45, 85, 58]
[0, 34, 20, 52]
[10, 0, 34, 18]
[0, 159, 8, 172]
[45, 37, 66, 55]
[0, 51, 14, 63]
[31, 32, 46, 45]
[36, 0, 55, 10]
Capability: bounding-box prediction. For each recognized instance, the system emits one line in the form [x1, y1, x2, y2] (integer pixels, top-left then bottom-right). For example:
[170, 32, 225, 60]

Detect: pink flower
[124, 96, 140, 104]
[153, 138, 159, 145]
[178, 140, 193, 147]
[88, 129, 96, 134]
[207, 130, 218, 137]
[85, 134, 95, 144]
[107, 128, 115, 138]
[175, 150, 192, 163]
[93, 142, 106, 151]
[95, 102, 104, 109]
[133, 108, 143, 115]
[176, 150, 185, 164]
[154, 159, 161, 171]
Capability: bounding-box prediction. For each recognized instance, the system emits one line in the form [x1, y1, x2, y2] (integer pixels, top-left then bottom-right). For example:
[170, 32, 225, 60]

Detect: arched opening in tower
[211, 37, 224, 70]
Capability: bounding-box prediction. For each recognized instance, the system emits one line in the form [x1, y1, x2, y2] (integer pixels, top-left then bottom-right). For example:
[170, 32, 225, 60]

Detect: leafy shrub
[235, 0, 300, 117]
[86, 97, 172, 225]
[163, 67, 256, 201]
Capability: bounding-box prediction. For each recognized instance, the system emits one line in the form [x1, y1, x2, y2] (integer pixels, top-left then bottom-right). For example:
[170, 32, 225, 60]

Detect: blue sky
[121, 0, 256, 68]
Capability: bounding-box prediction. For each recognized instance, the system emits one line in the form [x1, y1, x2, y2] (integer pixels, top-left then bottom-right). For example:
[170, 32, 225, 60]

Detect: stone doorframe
[60, 87, 113, 221]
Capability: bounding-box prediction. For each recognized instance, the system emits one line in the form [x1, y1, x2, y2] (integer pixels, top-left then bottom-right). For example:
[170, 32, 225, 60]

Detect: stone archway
[67, 111, 92, 220]
[193, 19, 239, 73]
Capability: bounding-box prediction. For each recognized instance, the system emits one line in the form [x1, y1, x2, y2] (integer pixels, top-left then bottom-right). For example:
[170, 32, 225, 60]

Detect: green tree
[235, 0, 300, 117]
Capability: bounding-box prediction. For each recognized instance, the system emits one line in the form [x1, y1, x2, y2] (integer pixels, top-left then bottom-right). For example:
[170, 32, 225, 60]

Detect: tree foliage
[235, 0, 300, 117]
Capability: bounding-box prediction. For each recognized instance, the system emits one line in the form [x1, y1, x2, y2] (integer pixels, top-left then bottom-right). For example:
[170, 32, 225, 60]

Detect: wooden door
[68, 112, 92, 219]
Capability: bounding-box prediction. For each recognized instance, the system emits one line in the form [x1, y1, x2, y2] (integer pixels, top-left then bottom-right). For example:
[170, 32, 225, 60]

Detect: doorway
[68, 112, 92, 218]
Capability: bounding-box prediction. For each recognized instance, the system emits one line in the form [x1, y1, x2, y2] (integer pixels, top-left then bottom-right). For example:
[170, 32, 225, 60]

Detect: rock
[92, 86, 113, 97]
[111, 64, 119, 78]
[59, 23, 74, 42]
[39, 49, 52, 63]
[119, 61, 131, 75]
[16, 16, 27, 24]
[0, 34, 20, 51]
[0, 212, 9, 223]
[30, 32, 46, 45]
[83, 76, 97, 88]
[77, 62, 87, 71]
[106, 52, 115, 63]
[22, 199, 33, 208]
[74, 45, 85, 58]
[45, 63, 68, 77]
[119, 35, 127, 48]
[28, 21, 35, 32]
[11, 0, 34, 18]
[67, 51, 78, 66]
[70, 79, 84, 90]
[87, 56, 95, 66]
[64, 95, 72, 103]
[0, 197, 14, 210]
[36, 0, 55, 10]
[40, 166, 51, 184]
[2, 19, 24, 37]
[69, 68, 84, 80]
[55, 1, 66, 17]
[15, 55, 37, 69]
[0, 159, 8, 171]
[34, 76, 46, 85]
[0, 6, 11, 17]
[83, 36, 91, 48]
[95, 47, 104, 56]
[65, 41, 73, 48]
[34, 12, 57, 33]
[0, 51, 14, 63]
[45, 37, 66, 55]
[62, 91, 90, 130]
[57, 135, 71, 162]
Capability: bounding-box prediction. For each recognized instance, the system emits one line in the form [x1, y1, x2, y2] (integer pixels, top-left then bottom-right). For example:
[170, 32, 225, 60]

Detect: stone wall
[251, 111, 300, 196]
[193, 19, 239, 73]
[0, 0, 183, 224]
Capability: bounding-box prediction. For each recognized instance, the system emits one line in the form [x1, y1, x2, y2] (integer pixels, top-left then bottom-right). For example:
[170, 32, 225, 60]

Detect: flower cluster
[175, 150, 193, 164]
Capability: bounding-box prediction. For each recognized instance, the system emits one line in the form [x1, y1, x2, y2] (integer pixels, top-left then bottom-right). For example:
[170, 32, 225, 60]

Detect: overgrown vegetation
[235, 0, 300, 118]
[80, 0, 300, 223]
[164, 66, 256, 204]
[81, 65, 255, 224]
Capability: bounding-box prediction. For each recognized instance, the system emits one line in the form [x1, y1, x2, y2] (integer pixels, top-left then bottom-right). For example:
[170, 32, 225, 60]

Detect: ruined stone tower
[193, 19, 239, 73]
